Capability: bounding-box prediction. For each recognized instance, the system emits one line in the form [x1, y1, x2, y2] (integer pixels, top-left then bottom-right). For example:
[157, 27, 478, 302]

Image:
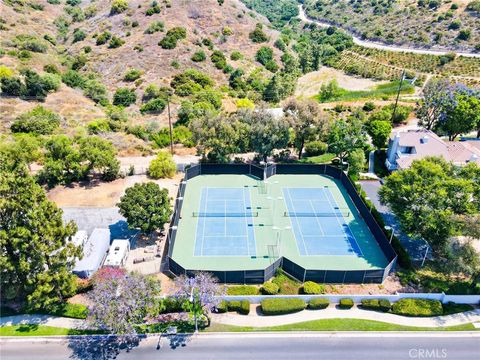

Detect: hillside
[0, 0, 282, 134]
[304, 0, 480, 52]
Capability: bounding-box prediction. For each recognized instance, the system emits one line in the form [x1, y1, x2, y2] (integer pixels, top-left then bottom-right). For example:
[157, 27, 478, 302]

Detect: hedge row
[307, 298, 330, 310]
[261, 298, 306, 315]
[360, 299, 391, 312]
[338, 298, 354, 309]
[216, 300, 250, 315]
[391, 298, 443, 317]
[226, 285, 259, 296]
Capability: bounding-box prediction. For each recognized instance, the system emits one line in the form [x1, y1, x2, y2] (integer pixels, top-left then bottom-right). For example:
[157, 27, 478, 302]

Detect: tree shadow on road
[67, 336, 140, 360]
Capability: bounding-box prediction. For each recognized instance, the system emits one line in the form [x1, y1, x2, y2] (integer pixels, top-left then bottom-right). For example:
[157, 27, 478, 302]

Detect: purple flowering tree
[174, 272, 226, 332]
[88, 269, 162, 337]
[417, 79, 456, 130]
[418, 79, 480, 140]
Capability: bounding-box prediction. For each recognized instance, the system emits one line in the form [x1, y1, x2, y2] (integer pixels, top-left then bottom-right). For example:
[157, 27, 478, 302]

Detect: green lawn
[298, 153, 336, 164]
[206, 319, 477, 332]
[0, 325, 102, 336]
[315, 80, 415, 103]
[2, 318, 477, 336]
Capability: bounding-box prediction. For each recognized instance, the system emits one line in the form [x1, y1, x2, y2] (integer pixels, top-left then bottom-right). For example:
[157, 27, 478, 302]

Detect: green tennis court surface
[171, 174, 388, 272]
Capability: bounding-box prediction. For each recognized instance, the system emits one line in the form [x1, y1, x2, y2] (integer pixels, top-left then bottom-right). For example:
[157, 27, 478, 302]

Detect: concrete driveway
[359, 180, 430, 262]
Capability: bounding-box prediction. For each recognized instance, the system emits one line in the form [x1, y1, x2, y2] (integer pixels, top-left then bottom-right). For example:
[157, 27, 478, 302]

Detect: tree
[255, 46, 274, 66]
[283, 98, 329, 158]
[379, 157, 480, 260]
[417, 79, 454, 130]
[10, 106, 61, 135]
[189, 114, 246, 162]
[318, 80, 343, 102]
[0, 164, 81, 309]
[37, 135, 84, 187]
[174, 272, 225, 332]
[117, 182, 172, 234]
[347, 148, 366, 179]
[243, 109, 290, 161]
[78, 136, 120, 181]
[367, 120, 392, 149]
[88, 268, 161, 336]
[148, 151, 176, 179]
[439, 94, 480, 140]
[327, 117, 367, 164]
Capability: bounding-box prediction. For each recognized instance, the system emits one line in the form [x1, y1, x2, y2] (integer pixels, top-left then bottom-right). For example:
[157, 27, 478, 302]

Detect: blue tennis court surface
[194, 188, 256, 256]
[283, 187, 363, 256]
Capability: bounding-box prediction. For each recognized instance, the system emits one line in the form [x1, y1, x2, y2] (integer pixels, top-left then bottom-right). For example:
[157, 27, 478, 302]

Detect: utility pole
[167, 94, 174, 155]
[391, 69, 406, 124]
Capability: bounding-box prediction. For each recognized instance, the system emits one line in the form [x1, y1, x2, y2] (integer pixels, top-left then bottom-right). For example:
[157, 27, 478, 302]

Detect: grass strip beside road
[0, 325, 103, 336]
[2, 319, 477, 336]
[206, 319, 477, 332]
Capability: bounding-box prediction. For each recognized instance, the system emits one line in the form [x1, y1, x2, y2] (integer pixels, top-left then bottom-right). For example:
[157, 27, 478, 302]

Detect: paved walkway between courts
[212, 306, 480, 328]
[0, 314, 86, 329]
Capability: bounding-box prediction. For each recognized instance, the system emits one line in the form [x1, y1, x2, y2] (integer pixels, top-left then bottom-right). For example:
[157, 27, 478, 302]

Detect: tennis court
[194, 187, 256, 256]
[170, 170, 391, 282]
[283, 187, 362, 256]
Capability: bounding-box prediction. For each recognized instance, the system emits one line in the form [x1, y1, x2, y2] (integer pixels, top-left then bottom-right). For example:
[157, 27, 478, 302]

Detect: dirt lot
[47, 173, 184, 208]
[295, 67, 388, 99]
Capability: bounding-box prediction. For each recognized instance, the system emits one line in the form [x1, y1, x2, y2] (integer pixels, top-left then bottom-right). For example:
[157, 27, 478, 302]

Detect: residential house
[385, 130, 480, 171]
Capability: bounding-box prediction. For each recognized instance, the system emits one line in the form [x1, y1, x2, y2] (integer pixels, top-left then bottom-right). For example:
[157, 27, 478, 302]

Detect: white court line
[200, 187, 209, 256]
[308, 199, 325, 236]
[243, 187, 251, 256]
[285, 188, 310, 256]
[324, 188, 364, 257]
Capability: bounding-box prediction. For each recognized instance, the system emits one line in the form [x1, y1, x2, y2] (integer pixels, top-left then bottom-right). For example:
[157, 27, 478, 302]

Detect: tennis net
[284, 211, 350, 217]
[192, 211, 259, 217]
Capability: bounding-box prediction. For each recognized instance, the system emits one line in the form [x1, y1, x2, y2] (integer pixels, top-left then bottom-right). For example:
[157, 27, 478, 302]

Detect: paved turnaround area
[171, 174, 388, 272]
[1, 333, 479, 360]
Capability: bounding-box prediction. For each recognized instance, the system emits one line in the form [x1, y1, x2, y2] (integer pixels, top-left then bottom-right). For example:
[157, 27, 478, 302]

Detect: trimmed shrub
[442, 302, 474, 315]
[227, 300, 250, 315]
[338, 298, 354, 309]
[261, 298, 306, 315]
[148, 151, 176, 179]
[262, 282, 279, 295]
[392, 298, 443, 317]
[360, 299, 391, 312]
[304, 141, 328, 156]
[216, 300, 228, 313]
[161, 296, 185, 314]
[308, 298, 329, 310]
[302, 281, 325, 295]
[226, 285, 259, 295]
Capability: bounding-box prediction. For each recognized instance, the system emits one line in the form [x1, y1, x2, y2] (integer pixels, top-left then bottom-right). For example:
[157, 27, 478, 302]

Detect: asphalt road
[1, 333, 479, 360]
[297, 5, 480, 58]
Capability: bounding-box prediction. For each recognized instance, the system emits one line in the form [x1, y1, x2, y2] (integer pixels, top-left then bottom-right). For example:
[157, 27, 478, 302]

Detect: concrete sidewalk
[212, 306, 480, 328]
[0, 314, 86, 329]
